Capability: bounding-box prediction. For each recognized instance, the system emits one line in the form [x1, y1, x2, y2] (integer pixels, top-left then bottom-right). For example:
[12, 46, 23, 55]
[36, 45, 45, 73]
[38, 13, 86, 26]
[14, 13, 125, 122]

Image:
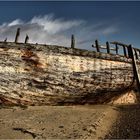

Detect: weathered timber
[134, 49, 139, 59]
[25, 35, 29, 44]
[106, 42, 110, 54]
[15, 28, 20, 43]
[110, 41, 129, 56]
[123, 45, 127, 57]
[0, 41, 134, 105]
[92, 44, 115, 51]
[128, 45, 140, 93]
[116, 44, 119, 55]
[71, 34, 75, 48]
[95, 40, 100, 52]
[110, 41, 129, 47]
[4, 38, 7, 42]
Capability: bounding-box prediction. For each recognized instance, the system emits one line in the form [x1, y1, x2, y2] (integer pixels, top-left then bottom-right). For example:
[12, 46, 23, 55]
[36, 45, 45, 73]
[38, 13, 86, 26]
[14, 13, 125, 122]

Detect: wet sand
[105, 104, 140, 139]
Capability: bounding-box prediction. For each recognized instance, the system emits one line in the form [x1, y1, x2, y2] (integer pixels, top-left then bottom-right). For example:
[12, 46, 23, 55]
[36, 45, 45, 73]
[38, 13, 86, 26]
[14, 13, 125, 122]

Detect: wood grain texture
[0, 42, 134, 105]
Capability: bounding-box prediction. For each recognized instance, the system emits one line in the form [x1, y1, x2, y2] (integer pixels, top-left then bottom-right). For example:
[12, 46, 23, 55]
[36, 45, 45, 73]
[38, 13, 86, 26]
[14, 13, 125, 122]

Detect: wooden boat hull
[0, 42, 135, 105]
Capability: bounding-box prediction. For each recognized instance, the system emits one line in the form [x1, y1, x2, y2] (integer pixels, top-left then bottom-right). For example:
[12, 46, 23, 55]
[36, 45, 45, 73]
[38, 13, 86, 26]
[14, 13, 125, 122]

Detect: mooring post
[128, 44, 140, 93]
[25, 34, 29, 44]
[15, 28, 20, 43]
[106, 41, 110, 54]
[71, 34, 75, 48]
[95, 39, 100, 52]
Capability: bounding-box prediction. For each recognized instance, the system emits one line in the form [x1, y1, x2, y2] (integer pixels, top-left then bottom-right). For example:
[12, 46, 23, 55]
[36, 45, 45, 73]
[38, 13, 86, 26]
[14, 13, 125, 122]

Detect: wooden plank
[110, 41, 129, 47]
[92, 44, 115, 51]
[99, 46, 106, 49]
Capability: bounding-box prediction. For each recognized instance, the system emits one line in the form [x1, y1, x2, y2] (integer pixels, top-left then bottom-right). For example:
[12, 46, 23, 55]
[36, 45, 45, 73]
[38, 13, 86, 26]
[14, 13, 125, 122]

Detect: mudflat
[0, 105, 118, 139]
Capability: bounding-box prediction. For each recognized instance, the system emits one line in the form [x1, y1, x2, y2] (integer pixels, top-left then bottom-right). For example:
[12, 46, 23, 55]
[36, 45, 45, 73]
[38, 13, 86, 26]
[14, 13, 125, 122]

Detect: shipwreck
[0, 28, 139, 105]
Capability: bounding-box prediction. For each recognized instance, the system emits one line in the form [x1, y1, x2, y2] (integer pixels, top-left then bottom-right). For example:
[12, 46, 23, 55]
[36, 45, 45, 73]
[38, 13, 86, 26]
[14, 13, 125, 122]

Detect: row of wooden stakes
[4, 28, 29, 44]
[3, 28, 140, 59]
[4, 28, 75, 47]
[92, 40, 140, 59]
[70, 31, 140, 59]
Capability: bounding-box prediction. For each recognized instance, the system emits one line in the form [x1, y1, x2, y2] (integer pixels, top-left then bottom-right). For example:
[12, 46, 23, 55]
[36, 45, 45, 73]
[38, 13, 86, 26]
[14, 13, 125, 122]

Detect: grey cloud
[0, 14, 118, 49]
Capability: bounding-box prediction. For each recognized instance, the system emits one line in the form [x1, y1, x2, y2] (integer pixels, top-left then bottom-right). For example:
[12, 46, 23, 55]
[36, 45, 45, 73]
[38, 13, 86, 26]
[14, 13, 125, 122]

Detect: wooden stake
[25, 34, 29, 44]
[71, 34, 75, 48]
[106, 41, 110, 54]
[115, 44, 118, 54]
[4, 38, 7, 42]
[123, 45, 127, 57]
[15, 28, 20, 43]
[95, 40, 100, 52]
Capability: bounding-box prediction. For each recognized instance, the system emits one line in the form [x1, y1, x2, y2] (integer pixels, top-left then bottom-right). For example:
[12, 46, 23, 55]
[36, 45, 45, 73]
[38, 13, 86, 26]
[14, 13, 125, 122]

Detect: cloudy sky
[0, 1, 140, 50]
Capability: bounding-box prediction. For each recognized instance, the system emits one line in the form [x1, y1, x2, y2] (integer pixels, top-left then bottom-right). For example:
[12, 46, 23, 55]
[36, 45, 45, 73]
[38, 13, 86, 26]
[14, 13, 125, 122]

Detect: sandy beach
[0, 105, 118, 139]
[1, 104, 140, 139]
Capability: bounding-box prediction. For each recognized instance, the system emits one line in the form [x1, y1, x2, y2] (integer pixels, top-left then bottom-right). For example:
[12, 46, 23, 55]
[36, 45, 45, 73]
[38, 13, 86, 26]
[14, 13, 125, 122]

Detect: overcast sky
[0, 1, 140, 50]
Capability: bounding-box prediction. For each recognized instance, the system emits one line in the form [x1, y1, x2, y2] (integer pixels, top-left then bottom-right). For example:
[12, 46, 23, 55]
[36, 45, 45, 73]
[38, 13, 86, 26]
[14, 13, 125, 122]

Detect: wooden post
[106, 41, 110, 54]
[127, 46, 131, 58]
[15, 28, 20, 43]
[116, 44, 118, 54]
[25, 35, 29, 44]
[4, 38, 7, 42]
[123, 45, 127, 57]
[128, 45, 140, 93]
[95, 40, 100, 52]
[71, 34, 75, 48]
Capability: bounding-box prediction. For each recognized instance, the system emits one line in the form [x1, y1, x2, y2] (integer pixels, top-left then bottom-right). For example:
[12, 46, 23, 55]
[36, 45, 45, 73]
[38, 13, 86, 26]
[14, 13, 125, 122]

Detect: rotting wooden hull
[0, 42, 135, 105]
